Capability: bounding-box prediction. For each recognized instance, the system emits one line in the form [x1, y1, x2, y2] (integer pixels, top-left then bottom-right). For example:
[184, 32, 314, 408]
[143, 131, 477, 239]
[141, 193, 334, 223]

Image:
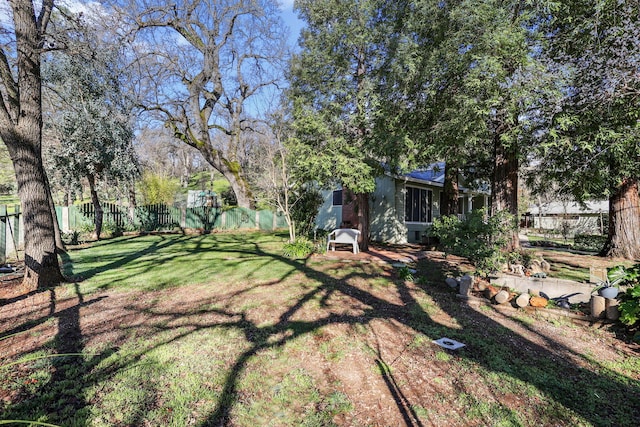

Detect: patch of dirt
[1, 247, 638, 426]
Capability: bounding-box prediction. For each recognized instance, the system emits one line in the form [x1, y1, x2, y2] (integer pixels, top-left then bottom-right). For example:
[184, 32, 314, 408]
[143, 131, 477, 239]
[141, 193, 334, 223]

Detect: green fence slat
[258, 210, 274, 230]
[0, 205, 6, 265]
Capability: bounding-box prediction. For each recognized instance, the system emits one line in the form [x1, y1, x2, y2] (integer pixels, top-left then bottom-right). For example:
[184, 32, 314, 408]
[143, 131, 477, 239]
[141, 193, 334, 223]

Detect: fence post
[13, 205, 20, 250]
[0, 205, 6, 265]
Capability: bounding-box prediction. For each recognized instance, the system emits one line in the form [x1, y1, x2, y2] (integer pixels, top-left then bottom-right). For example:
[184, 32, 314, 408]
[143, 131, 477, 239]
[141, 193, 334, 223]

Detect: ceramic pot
[599, 286, 619, 299]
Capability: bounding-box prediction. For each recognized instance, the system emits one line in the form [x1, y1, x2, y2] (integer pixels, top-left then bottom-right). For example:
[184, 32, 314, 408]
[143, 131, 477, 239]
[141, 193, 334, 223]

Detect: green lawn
[61, 231, 296, 293]
[2, 232, 639, 426]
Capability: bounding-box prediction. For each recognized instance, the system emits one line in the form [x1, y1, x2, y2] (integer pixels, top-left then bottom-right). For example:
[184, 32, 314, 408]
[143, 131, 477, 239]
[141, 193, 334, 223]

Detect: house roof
[399, 162, 490, 194]
[403, 162, 446, 185]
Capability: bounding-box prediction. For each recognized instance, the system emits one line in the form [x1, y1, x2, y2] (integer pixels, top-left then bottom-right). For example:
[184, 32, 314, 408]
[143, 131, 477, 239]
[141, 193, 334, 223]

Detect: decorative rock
[459, 275, 473, 296]
[590, 295, 606, 319]
[445, 277, 459, 288]
[509, 264, 525, 276]
[515, 293, 531, 308]
[484, 285, 499, 299]
[494, 290, 510, 304]
[605, 298, 620, 320]
[540, 260, 551, 273]
[530, 296, 548, 307]
[528, 288, 540, 297]
[476, 279, 488, 291]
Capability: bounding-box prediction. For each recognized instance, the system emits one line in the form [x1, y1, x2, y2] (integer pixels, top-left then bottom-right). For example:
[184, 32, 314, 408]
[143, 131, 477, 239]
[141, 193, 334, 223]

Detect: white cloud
[279, 0, 295, 11]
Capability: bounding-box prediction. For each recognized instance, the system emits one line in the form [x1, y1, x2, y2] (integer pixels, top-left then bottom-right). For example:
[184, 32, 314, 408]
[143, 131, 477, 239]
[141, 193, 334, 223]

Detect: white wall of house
[316, 175, 488, 244]
[315, 189, 342, 232]
[369, 176, 408, 244]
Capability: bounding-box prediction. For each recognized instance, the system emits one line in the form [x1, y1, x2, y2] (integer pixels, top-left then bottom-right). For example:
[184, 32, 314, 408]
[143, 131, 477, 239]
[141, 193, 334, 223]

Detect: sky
[279, 0, 305, 48]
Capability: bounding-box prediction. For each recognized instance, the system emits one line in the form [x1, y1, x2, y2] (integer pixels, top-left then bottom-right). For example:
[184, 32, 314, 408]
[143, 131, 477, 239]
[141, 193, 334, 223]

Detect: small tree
[248, 112, 322, 243]
[44, 22, 138, 239]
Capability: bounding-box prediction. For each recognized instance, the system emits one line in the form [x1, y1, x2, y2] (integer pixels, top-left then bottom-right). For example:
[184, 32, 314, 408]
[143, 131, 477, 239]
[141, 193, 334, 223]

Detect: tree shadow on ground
[2, 234, 639, 426]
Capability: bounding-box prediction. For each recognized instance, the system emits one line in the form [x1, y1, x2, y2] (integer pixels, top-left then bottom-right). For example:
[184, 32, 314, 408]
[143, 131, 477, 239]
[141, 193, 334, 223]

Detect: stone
[530, 296, 548, 307]
[494, 290, 510, 304]
[590, 295, 606, 319]
[605, 298, 620, 320]
[515, 293, 530, 308]
[484, 285, 499, 299]
[459, 275, 473, 296]
[540, 260, 551, 273]
[509, 264, 525, 276]
[445, 277, 459, 288]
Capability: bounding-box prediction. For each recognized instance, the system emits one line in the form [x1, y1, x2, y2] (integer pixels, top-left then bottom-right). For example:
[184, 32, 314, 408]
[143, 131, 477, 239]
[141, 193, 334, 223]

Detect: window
[405, 186, 432, 223]
[332, 189, 343, 206]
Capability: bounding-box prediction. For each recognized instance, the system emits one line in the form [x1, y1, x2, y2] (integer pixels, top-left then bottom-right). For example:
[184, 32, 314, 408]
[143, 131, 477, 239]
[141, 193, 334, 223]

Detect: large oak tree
[123, 0, 288, 209]
[0, 0, 64, 289]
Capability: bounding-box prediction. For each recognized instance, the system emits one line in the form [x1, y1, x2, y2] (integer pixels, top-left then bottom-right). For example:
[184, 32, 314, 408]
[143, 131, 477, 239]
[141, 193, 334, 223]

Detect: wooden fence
[0, 204, 21, 264]
[1, 203, 287, 264]
[56, 203, 288, 233]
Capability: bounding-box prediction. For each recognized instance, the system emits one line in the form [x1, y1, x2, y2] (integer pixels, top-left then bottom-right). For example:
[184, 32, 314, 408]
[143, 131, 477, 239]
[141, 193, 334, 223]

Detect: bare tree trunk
[87, 174, 103, 240]
[128, 182, 137, 224]
[8, 139, 64, 289]
[600, 178, 640, 259]
[0, 0, 63, 290]
[442, 162, 460, 216]
[491, 136, 520, 251]
[200, 149, 253, 209]
[355, 193, 370, 252]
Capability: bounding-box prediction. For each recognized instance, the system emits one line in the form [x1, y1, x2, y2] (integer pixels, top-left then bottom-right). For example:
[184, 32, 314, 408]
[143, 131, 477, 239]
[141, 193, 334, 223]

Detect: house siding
[370, 176, 407, 244]
[316, 166, 489, 244]
[316, 189, 342, 231]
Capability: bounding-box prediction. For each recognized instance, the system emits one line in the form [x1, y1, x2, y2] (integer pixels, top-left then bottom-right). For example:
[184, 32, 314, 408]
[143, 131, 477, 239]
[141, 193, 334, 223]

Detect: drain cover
[432, 337, 465, 350]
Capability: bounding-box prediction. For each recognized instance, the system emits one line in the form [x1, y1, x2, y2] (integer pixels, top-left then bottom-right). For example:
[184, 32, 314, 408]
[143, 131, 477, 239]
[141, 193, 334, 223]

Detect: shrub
[573, 234, 606, 252]
[283, 237, 315, 259]
[61, 231, 80, 245]
[290, 188, 324, 238]
[619, 285, 640, 328]
[429, 208, 515, 276]
[613, 264, 640, 334]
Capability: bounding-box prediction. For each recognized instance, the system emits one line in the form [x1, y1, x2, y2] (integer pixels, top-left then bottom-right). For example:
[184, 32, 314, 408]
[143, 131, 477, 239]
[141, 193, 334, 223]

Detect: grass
[0, 195, 19, 205]
[61, 231, 295, 293]
[2, 232, 640, 426]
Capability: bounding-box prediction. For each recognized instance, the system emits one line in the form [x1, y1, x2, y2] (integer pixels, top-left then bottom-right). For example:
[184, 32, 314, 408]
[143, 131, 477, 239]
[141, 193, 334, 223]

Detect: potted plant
[591, 265, 631, 299]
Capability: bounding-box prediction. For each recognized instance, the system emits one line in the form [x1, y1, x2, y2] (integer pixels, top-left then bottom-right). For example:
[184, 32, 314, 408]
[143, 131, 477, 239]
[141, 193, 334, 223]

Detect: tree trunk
[442, 162, 460, 216]
[491, 136, 520, 251]
[128, 182, 137, 224]
[0, 0, 63, 290]
[87, 174, 104, 240]
[7, 139, 64, 290]
[223, 168, 253, 209]
[200, 149, 253, 209]
[600, 178, 640, 259]
[355, 192, 370, 252]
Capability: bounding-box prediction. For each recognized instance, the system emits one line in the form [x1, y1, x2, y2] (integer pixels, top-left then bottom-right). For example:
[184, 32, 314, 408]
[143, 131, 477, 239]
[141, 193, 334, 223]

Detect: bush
[429, 208, 515, 276]
[283, 237, 315, 259]
[613, 263, 640, 323]
[573, 234, 606, 252]
[290, 188, 324, 238]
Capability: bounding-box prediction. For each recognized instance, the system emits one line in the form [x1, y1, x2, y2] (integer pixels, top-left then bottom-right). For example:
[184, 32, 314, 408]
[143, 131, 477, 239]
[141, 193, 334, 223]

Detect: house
[525, 200, 608, 235]
[316, 163, 489, 244]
